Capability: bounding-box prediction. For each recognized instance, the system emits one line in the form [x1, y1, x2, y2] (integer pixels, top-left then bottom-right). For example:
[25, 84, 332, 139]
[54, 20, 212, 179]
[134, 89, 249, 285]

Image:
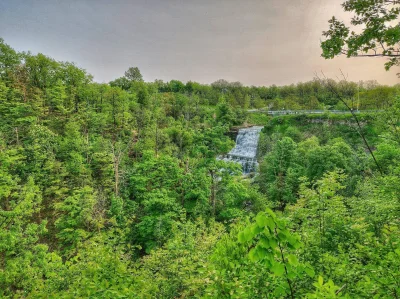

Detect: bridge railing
[248, 109, 380, 116]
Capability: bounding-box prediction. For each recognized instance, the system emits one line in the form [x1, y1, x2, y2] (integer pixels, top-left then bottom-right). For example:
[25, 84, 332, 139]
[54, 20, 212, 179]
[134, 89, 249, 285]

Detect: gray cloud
[0, 0, 398, 85]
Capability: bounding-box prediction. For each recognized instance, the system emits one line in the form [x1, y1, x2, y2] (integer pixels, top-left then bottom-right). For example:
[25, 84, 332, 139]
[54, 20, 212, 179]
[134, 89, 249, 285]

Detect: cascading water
[221, 126, 263, 174]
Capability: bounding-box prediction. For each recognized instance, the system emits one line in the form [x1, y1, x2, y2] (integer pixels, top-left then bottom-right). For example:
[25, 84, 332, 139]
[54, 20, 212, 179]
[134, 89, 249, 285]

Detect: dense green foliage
[1, 35, 400, 298]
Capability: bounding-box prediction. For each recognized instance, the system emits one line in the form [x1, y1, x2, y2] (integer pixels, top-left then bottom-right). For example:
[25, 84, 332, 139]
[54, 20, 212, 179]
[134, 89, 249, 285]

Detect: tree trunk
[209, 170, 216, 216]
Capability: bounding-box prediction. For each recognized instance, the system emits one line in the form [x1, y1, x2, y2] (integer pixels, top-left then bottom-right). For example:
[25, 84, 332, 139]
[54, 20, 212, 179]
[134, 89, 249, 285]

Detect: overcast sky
[0, 0, 398, 86]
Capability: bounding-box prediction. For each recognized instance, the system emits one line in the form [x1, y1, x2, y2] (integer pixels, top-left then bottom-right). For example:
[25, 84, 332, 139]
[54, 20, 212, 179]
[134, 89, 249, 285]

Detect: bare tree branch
[314, 71, 383, 175]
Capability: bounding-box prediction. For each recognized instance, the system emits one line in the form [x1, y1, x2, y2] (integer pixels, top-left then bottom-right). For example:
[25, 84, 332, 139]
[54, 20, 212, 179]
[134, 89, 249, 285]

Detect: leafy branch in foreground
[238, 209, 314, 298]
[321, 0, 400, 70]
[315, 72, 384, 175]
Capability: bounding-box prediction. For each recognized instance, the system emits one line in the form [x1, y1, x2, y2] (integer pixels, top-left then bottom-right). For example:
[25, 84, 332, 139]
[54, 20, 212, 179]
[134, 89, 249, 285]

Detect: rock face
[222, 126, 263, 174]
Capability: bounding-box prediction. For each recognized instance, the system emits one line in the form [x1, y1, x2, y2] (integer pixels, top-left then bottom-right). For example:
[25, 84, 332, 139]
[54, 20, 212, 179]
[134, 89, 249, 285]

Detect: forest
[1, 0, 400, 298]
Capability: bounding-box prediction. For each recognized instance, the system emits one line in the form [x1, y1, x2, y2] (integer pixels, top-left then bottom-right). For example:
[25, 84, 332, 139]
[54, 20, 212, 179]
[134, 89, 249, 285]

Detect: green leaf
[251, 223, 263, 235]
[269, 237, 278, 249]
[287, 270, 297, 280]
[256, 212, 268, 228]
[286, 235, 301, 249]
[259, 237, 270, 249]
[256, 247, 269, 260]
[287, 254, 298, 266]
[304, 266, 315, 278]
[271, 262, 285, 276]
[238, 232, 245, 243]
[249, 248, 258, 262]
[243, 226, 254, 242]
[273, 286, 286, 297]
[266, 217, 276, 231]
[265, 208, 276, 218]
[263, 258, 272, 268]
[318, 276, 324, 286]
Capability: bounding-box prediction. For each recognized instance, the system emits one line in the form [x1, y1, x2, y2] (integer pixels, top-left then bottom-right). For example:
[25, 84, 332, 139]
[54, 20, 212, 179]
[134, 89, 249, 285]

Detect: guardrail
[248, 109, 380, 116]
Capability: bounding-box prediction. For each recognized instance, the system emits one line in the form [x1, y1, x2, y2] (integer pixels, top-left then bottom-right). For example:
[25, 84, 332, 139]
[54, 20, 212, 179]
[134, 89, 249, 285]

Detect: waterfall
[222, 126, 263, 174]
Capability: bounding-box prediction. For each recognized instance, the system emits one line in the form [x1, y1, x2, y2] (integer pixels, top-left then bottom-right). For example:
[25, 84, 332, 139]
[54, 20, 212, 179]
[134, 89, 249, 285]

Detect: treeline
[1, 37, 398, 116]
[112, 75, 399, 111]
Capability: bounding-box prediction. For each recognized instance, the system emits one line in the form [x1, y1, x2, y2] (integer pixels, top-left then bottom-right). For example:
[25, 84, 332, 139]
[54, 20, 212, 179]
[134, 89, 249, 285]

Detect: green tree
[0, 175, 53, 296]
[0, 38, 21, 82]
[321, 0, 400, 70]
[124, 66, 143, 82]
[55, 186, 104, 250]
[109, 76, 131, 90]
[257, 137, 304, 209]
[132, 220, 225, 298]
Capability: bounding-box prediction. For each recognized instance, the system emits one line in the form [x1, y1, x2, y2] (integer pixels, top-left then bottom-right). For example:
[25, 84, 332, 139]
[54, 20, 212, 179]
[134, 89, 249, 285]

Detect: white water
[222, 126, 263, 174]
